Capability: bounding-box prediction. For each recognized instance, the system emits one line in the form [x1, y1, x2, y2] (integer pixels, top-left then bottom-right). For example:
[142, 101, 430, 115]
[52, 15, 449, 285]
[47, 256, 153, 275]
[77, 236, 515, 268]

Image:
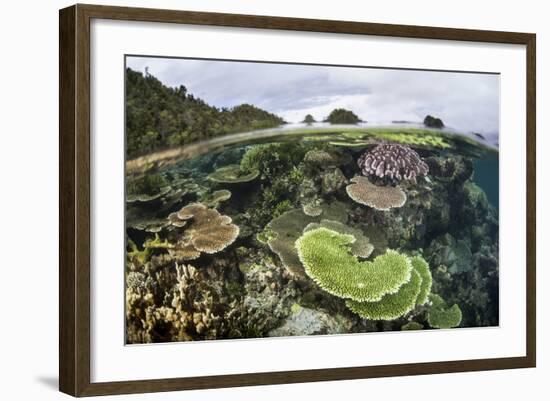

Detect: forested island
[323, 108, 363, 124]
[126, 68, 285, 158]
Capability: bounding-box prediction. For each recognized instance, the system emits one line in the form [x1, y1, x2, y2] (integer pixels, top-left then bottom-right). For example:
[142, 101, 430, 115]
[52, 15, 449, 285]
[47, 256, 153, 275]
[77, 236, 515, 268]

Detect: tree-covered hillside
[126, 68, 285, 158]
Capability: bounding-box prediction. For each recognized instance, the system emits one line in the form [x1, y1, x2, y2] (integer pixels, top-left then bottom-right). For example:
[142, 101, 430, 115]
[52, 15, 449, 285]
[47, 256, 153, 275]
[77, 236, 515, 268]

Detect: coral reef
[263, 203, 350, 277]
[263, 209, 319, 277]
[240, 142, 307, 179]
[207, 164, 259, 183]
[321, 167, 348, 195]
[304, 219, 373, 258]
[299, 176, 323, 217]
[346, 176, 407, 211]
[199, 189, 232, 208]
[426, 234, 473, 274]
[296, 228, 413, 302]
[357, 144, 429, 183]
[427, 294, 463, 328]
[303, 149, 343, 167]
[167, 203, 239, 260]
[269, 304, 353, 337]
[412, 256, 433, 305]
[125, 125, 499, 343]
[296, 226, 433, 320]
[401, 321, 424, 330]
[345, 269, 421, 320]
[126, 173, 171, 203]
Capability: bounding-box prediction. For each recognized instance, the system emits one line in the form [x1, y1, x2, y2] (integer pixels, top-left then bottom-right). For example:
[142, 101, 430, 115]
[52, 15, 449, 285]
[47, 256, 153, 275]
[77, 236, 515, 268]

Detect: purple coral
[357, 144, 429, 184]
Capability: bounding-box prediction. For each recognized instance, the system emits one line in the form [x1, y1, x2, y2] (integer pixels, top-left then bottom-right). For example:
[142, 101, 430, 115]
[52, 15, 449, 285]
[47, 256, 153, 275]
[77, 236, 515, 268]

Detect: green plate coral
[411, 256, 432, 305]
[345, 269, 422, 320]
[296, 227, 434, 320]
[303, 219, 373, 258]
[344, 255, 432, 320]
[427, 294, 463, 329]
[295, 228, 412, 302]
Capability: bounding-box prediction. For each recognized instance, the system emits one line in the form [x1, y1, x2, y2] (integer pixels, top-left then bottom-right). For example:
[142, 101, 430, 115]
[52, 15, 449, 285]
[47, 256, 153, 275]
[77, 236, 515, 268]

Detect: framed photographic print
[59, 4, 536, 397]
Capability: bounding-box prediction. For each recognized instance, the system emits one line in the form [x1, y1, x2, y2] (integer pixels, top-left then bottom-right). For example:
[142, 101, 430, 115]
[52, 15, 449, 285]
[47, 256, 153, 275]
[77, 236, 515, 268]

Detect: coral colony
[357, 143, 429, 184]
[125, 70, 498, 343]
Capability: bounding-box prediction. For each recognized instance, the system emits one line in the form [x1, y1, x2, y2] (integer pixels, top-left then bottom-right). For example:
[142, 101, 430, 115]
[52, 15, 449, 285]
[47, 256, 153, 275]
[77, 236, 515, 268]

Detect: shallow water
[125, 127, 499, 343]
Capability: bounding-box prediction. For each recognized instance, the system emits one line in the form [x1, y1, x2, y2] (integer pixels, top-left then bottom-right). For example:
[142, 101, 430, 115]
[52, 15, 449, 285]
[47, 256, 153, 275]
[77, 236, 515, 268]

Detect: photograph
[124, 56, 500, 344]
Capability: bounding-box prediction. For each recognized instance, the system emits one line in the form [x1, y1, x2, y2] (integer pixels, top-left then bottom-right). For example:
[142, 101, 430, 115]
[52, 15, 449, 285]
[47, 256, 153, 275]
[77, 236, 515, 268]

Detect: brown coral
[168, 203, 239, 260]
[357, 143, 428, 183]
[346, 176, 407, 211]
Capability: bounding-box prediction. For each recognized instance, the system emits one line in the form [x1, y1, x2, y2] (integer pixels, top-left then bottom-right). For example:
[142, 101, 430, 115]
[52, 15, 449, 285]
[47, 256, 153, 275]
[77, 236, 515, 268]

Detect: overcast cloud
[127, 56, 499, 136]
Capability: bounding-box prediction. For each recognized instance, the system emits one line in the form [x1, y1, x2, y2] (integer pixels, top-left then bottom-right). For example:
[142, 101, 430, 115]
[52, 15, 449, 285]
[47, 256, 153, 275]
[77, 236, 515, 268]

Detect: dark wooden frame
[59, 3, 536, 397]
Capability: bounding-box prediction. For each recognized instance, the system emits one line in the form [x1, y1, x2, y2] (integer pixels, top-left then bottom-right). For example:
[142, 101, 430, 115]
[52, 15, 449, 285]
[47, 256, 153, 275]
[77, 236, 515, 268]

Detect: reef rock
[269, 304, 353, 337]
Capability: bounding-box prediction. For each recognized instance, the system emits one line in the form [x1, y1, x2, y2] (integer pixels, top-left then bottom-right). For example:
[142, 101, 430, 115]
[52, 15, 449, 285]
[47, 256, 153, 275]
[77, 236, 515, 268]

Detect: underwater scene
[125, 58, 499, 344]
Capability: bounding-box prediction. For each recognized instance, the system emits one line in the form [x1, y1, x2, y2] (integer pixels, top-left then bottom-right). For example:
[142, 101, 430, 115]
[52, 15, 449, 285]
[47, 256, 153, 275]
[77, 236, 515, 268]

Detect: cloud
[126, 56, 499, 135]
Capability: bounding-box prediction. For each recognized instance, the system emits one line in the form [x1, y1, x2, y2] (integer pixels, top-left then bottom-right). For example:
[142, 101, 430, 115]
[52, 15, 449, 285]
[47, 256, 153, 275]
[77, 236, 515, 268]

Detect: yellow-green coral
[344, 255, 432, 320]
[295, 228, 412, 302]
[295, 226, 433, 320]
[304, 219, 373, 258]
[427, 294, 462, 329]
[372, 130, 452, 149]
[412, 256, 432, 305]
[401, 321, 424, 330]
[346, 269, 421, 320]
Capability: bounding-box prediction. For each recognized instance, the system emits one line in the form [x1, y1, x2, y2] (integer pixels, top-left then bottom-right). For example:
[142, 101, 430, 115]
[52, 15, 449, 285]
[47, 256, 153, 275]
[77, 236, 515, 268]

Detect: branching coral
[167, 203, 239, 260]
[298, 176, 323, 217]
[240, 142, 307, 178]
[346, 176, 407, 211]
[303, 149, 342, 167]
[207, 164, 259, 183]
[296, 228, 412, 302]
[357, 143, 429, 183]
[427, 294, 463, 329]
[321, 167, 347, 195]
[126, 173, 171, 203]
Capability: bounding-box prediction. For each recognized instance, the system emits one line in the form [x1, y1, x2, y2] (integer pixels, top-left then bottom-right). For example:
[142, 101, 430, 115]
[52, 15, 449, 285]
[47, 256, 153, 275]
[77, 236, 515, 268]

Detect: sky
[126, 56, 500, 136]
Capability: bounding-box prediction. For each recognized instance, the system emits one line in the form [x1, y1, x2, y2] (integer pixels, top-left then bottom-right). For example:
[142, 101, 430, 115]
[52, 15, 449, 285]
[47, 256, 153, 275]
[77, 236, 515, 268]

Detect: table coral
[296, 228, 413, 302]
[167, 203, 239, 260]
[296, 227, 434, 320]
[264, 203, 350, 277]
[345, 269, 421, 320]
[346, 176, 407, 211]
[304, 219, 373, 258]
[427, 294, 463, 329]
[207, 164, 259, 183]
[200, 189, 232, 208]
